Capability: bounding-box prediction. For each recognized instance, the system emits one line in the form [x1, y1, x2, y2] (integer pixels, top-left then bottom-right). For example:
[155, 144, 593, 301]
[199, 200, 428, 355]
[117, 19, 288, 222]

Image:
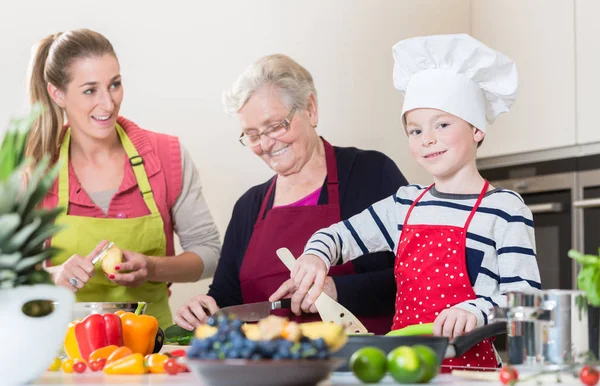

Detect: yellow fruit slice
[194, 324, 217, 339]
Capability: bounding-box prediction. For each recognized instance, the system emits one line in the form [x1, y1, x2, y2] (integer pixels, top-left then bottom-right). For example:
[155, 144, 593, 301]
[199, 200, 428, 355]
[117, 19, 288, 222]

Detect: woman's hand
[174, 295, 220, 330]
[269, 276, 337, 314]
[54, 240, 110, 292]
[108, 250, 155, 287]
[433, 308, 477, 339]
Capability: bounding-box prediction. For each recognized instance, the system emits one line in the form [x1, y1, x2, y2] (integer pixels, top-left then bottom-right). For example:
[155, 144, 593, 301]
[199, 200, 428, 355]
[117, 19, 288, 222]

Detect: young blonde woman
[27, 29, 221, 328]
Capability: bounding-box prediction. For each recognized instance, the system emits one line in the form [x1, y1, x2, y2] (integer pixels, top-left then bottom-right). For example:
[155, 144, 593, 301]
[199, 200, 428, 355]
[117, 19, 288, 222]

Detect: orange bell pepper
[89, 345, 119, 362]
[103, 353, 147, 375]
[63, 320, 81, 359]
[117, 303, 159, 355]
[145, 353, 168, 373]
[106, 346, 133, 365]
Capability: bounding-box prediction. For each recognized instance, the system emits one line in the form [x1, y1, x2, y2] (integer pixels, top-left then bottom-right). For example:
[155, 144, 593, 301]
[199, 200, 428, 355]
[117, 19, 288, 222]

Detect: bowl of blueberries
[185, 316, 344, 386]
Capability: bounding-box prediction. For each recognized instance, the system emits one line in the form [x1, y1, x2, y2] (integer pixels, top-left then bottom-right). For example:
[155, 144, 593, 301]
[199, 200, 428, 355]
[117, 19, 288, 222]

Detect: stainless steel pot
[53, 302, 148, 321]
[493, 290, 595, 368]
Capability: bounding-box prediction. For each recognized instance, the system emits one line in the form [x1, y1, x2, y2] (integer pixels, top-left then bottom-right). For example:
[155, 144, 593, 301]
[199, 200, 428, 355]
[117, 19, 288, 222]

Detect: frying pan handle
[450, 322, 507, 358]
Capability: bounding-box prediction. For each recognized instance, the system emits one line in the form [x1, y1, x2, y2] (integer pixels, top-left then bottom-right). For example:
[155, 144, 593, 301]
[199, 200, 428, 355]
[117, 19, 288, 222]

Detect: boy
[271, 34, 542, 370]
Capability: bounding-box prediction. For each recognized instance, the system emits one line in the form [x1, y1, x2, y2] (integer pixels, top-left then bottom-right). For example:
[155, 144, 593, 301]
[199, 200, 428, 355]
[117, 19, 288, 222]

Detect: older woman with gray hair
[175, 54, 407, 334]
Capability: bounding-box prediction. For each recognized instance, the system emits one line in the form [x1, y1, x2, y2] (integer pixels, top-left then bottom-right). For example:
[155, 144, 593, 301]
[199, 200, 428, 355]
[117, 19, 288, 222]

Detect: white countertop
[33, 370, 582, 385]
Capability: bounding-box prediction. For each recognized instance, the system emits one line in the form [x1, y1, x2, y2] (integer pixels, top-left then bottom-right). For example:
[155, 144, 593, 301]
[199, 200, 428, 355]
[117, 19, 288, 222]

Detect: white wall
[0, 0, 470, 316]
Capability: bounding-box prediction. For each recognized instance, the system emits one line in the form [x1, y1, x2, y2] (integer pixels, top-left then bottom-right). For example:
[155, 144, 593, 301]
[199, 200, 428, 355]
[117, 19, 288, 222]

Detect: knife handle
[277, 298, 292, 310]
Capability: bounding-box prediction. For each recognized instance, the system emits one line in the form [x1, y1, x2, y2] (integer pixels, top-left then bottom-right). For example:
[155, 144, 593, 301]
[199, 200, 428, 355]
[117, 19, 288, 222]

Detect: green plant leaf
[3, 217, 41, 253]
[15, 249, 54, 272]
[0, 252, 23, 269]
[0, 213, 21, 244]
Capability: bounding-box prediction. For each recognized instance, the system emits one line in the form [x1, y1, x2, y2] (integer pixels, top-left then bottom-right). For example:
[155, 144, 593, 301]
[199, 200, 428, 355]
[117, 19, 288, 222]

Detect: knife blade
[213, 298, 292, 321]
[91, 241, 115, 265]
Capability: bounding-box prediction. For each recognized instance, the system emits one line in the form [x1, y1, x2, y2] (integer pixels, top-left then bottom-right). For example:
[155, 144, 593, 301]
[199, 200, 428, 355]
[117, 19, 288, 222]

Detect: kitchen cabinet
[471, 0, 577, 158]
[575, 0, 600, 144]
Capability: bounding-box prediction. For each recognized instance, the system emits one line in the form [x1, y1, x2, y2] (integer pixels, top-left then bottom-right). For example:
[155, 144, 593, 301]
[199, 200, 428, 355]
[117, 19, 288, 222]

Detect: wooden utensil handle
[276, 248, 297, 271]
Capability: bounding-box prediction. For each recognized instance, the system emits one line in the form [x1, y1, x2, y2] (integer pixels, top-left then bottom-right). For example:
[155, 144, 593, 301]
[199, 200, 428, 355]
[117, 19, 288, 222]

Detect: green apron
[50, 124, 173, 328]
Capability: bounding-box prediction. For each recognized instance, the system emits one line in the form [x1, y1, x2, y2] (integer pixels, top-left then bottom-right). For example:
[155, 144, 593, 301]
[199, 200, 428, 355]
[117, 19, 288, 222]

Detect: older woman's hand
[108, 250, 155, 287]
[269, 276, 337, 314]
[174, 295, 220, 331]
[53, 240, 110, 292]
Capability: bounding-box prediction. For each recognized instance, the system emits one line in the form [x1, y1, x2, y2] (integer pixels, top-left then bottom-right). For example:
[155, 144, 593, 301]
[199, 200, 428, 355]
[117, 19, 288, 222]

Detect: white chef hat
[393, 33, 518, 133]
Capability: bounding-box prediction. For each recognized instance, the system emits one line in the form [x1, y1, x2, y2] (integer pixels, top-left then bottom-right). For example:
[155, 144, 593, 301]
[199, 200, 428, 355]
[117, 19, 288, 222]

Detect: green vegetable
[568, 249, 600, 306]
[386, 323, 434, 337]
[164, 324, 194, 346]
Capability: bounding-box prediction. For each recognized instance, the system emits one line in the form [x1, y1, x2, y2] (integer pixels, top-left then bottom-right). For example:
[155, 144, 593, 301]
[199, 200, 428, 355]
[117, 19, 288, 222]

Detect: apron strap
[57, 130, 72, 209]
[402, 184, 433, 230]
[321, 138, 339, 206]
[257, 177, 277, 220]
[56, 125, 160, 216]
[463, 180, 489, 230]
[115, 124, 160, 215]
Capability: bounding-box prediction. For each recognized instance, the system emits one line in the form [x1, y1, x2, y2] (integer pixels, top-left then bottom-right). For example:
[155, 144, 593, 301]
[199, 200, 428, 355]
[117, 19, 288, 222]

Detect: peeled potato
[101, 245, 123, 274]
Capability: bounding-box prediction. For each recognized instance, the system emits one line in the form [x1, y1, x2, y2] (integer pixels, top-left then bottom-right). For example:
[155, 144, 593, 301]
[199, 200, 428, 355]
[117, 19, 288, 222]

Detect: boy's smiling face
[405, 108, 485, 180]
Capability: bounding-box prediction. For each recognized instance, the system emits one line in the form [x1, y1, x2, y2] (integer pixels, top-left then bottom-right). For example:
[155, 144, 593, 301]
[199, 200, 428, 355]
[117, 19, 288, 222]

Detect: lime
[413, 345, 439, 383]
[350, 347, 387, 383]
[387, 346, 425, 384]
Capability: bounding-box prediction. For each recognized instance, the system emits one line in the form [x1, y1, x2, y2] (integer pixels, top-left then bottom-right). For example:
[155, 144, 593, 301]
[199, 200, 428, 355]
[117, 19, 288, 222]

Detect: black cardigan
[208, 145, 408, 317]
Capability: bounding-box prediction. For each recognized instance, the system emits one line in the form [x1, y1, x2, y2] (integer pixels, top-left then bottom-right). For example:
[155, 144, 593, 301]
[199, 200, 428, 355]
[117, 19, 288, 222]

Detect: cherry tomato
[61, 358, 74, 373]
[73, 360, 87, 374]
[164, 358, 180, 375]
[499, 366, 518, 385]
[89, 358, 107, 372]
[580, 366, 600, 386]
[170, 349, 186, 358]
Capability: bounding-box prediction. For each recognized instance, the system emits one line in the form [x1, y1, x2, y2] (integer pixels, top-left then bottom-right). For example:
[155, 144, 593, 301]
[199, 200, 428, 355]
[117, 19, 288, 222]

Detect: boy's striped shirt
[305, 184, 542, 327]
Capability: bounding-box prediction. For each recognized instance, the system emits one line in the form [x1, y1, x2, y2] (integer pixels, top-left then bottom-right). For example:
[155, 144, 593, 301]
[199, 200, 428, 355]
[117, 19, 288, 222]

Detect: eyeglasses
[239, 108, 296, 147]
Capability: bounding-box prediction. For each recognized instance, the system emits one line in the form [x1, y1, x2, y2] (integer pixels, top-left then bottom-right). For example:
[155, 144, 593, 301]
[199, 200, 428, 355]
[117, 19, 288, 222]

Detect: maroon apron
[239, 139, 393, 334]
[393, 180, 497, 371]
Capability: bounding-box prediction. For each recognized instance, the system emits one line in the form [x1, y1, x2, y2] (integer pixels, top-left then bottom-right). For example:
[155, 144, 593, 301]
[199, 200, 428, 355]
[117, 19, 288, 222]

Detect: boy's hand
[288, 254, 327, 315]
[433, 308, 477, 339]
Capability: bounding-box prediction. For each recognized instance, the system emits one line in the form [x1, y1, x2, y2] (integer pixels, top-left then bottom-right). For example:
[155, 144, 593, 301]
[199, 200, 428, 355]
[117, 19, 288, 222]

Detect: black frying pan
[333, 321, 506, 372]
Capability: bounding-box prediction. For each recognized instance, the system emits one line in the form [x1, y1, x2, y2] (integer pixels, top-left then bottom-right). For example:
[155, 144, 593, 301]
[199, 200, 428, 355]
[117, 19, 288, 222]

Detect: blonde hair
[222, 54, 317, 115]
[25, 29, 117, 167]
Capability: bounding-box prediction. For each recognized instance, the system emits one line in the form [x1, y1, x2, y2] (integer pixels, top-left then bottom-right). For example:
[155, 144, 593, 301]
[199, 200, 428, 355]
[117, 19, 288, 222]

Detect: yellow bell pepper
[145, 353, 168, 373]
[103, 353, 147, 375]
[116, 303, 159, 355]
[63, 320, 81, 359]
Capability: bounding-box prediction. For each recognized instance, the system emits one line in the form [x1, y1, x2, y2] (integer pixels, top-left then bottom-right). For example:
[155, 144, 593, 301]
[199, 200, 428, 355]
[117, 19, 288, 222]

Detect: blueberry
[217, 315, 229, 326]
[193, 339, 211, 350]
[291, 351, 301, 359]
[231, 319, 243, 331]
[240, 347, 253, 359]
[226, 349, 240, 359]
[244, 340, 257, 351]
[314, 338, 327, 350]
[251, 353, 262, 360]
[207, 317, 217, 327]
[317, 350, 329, 359]
[258, 341, 276, 357]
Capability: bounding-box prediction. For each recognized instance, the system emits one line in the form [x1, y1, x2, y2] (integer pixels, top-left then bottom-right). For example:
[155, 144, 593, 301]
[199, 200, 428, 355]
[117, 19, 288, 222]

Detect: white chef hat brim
[401, 69, 487, 131]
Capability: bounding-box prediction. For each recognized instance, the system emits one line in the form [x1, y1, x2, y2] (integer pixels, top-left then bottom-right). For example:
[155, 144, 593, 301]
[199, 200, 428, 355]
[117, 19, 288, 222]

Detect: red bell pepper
[74, 314, 123, 361]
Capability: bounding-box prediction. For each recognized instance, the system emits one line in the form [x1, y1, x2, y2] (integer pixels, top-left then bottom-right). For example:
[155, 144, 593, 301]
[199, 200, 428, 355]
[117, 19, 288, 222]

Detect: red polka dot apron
[392, 180, 498, 371]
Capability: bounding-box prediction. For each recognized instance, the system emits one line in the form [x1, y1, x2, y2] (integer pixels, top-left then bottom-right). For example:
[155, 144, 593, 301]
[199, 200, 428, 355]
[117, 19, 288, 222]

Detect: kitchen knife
[213, 298, 292, 321]
[91, 241, 114, 265]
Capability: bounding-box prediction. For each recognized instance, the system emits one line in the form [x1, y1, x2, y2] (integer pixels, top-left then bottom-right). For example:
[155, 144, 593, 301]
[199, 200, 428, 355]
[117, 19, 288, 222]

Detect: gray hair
[222, 54, 317, 115]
